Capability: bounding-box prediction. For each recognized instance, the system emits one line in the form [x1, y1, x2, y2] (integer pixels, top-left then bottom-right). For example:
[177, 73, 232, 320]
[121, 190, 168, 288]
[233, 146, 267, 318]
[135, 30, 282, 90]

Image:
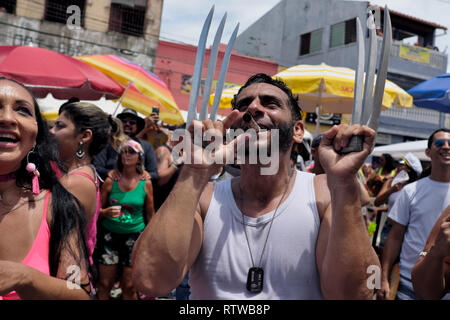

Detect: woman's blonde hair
[109, 116, 128, 152]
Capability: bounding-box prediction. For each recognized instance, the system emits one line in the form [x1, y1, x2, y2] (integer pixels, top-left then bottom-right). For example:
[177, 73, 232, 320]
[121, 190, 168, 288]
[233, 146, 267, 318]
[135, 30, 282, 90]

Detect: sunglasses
[122, 118, 137, 125]
[122, 148, 138, 155]
[433, 139, 450, 148]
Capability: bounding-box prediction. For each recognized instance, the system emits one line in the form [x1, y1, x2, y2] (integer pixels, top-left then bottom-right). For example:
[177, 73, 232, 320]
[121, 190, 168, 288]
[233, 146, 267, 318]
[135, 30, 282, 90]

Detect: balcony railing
[378, 37, 447, 71]
[382, 106, 450, 132]
[381, 106, 440, 125]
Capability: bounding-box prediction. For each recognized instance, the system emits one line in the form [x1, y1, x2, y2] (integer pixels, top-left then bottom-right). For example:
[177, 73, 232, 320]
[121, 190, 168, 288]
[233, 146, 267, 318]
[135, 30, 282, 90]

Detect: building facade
[154, 40, 279, 116]
[0, 0, 162, 71]
[233, 0, 449, 143]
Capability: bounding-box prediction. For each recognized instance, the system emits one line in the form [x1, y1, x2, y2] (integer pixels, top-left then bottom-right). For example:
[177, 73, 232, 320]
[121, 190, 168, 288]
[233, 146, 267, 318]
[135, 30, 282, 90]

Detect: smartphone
[152, 106, 160, 114]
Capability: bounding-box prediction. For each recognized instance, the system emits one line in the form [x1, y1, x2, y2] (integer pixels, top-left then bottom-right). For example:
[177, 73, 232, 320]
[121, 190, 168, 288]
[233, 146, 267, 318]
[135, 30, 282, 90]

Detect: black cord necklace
[239, 170, 294, 293]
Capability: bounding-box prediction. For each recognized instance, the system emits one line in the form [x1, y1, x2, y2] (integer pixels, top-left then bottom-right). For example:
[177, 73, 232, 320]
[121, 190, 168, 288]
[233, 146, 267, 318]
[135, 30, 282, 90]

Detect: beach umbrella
[38, 83, 185, 126]
[38, 93, 118, 121]
[408, 73, 450, 113]
[371, 140, 428, 161]
[210, 63, 412, 114]
[0, 45, 123, 99]
[76, 54, 184, 125]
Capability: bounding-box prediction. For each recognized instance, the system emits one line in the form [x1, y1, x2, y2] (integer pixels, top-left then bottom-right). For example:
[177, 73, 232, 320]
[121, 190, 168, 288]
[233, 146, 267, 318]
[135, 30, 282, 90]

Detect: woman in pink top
[50, 100, 114, 267]
[0, 77, 91, 299]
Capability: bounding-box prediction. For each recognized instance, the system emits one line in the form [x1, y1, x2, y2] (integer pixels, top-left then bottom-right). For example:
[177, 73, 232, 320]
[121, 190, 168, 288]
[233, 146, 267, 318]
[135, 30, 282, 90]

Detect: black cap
[117, 108, 145, 133]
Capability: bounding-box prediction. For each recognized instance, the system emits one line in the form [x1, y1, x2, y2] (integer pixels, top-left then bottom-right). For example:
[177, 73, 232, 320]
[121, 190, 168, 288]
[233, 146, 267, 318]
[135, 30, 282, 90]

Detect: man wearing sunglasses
[94, 108, 159, 184]
[378, 128, 450, 300]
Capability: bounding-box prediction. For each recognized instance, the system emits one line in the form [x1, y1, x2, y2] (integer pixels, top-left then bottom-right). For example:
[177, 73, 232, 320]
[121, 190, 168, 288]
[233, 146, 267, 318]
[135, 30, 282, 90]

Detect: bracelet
[419, 251, 427, 257]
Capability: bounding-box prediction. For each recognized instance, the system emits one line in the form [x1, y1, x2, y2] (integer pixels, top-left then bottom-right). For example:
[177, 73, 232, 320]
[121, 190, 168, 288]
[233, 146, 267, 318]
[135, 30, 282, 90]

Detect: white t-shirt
[388, 177, 450, 292]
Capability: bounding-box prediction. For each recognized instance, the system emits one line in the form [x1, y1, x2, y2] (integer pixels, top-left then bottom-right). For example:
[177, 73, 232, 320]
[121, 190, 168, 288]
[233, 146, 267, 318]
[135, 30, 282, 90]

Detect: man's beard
[124, 127, 136, 137]
[277, 121, 294, 153]
[243, 120, 293, 158]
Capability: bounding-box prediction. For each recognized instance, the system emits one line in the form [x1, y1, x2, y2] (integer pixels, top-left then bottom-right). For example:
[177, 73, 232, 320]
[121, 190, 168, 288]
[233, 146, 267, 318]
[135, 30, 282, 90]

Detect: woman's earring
[26, 146, 40, 195]
[76, 141, 85, 159]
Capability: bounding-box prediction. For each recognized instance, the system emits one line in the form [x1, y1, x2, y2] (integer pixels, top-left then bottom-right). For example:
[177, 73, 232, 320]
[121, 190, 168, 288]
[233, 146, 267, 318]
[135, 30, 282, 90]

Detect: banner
[399, 45, 430, 64]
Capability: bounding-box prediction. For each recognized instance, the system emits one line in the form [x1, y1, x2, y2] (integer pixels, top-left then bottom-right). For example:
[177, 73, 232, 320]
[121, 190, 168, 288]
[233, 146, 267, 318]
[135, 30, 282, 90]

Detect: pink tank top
[68, 170, 101, 265]
[2, 191, 51, 300]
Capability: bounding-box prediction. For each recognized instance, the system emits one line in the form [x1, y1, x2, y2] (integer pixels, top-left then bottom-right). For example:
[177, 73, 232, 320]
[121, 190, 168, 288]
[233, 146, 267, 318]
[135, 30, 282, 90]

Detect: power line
[0, 27, 256, 78]
[21, 0, 195, 43]
[0, 2, 260, 77]
[1, 0, 224, 50]
[2, 0, 161, 40]
[0, 17, 191, 57]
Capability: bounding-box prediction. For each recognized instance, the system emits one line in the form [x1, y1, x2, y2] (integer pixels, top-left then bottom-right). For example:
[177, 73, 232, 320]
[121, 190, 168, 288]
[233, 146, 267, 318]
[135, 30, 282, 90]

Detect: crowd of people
[0, 74, 448, 300]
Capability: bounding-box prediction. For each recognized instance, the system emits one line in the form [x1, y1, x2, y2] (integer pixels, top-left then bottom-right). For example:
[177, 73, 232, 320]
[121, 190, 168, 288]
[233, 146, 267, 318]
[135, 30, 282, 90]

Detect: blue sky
[159, 0, 450, 72]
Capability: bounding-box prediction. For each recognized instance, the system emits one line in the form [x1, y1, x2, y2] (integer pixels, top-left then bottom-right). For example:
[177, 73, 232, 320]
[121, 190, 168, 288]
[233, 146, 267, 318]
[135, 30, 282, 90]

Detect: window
[109, 1, 147, 37]
[299, 29, 323, 56]
[45, 0, 85, 26]
[330, 18, 356, 48]
[0, 0, 16, 14]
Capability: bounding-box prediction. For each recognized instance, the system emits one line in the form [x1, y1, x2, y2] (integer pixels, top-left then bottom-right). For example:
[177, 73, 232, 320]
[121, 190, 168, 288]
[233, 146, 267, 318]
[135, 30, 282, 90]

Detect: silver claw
[360, 11, 378, 126]
[186, 7, 239, 126]
[367, 6, 392, 131]
[350, 17, 365, 126]
[199, 13, 227, 121]
[342, 7, 392, 154]
[186, 6, 215, 126]
[210, 23, 239, 121]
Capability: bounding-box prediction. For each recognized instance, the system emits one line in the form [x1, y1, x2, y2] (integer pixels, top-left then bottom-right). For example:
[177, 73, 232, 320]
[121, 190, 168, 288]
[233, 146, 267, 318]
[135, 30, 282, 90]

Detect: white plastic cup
[111, 205, 122, 217]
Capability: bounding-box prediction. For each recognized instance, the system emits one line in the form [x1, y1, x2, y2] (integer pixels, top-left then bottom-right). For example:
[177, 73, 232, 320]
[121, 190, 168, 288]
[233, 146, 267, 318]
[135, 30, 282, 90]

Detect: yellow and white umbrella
[210, 63, 413, 114]
[38, 93, 186, 125]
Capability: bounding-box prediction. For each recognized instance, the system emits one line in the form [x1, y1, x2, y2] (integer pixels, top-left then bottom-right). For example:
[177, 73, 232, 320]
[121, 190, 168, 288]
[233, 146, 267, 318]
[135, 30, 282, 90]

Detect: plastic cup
[111, 205, 122, 217]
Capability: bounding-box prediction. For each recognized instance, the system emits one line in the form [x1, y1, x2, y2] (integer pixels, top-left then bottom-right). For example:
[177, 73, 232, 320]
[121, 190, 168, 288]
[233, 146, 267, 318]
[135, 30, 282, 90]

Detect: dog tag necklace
[240, 170, 294, 293]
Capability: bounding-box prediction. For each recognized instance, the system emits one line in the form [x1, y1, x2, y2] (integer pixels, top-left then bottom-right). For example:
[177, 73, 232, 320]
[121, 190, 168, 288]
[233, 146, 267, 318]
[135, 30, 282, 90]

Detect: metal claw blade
[186, 6, 215, 126]
[360, 11, 377, 125]
[341, 9, 392, 155]
[209, 23, 240, 121]
[350, 17, 365, 126]
[199, 13, 227, 121]
[367, 6, 392, 131]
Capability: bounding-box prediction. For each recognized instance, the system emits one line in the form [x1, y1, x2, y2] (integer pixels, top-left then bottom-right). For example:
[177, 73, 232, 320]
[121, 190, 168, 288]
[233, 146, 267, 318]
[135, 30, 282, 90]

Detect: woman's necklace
[67, 163, 92, 175]
[239, 169, 294, 294]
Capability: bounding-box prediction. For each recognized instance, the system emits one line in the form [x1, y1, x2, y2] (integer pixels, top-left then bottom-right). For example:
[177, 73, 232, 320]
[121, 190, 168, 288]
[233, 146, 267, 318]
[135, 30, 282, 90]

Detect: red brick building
[154, 40, 279, 118]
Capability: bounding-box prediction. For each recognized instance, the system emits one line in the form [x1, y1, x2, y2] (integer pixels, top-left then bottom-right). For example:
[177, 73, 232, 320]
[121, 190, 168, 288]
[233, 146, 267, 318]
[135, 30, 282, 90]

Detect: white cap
[399, 152, 422, 176]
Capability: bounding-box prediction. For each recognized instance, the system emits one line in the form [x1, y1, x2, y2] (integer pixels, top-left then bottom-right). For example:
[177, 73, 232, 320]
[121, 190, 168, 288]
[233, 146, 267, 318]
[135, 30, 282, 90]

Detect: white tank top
[189, 170, 323, 299]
